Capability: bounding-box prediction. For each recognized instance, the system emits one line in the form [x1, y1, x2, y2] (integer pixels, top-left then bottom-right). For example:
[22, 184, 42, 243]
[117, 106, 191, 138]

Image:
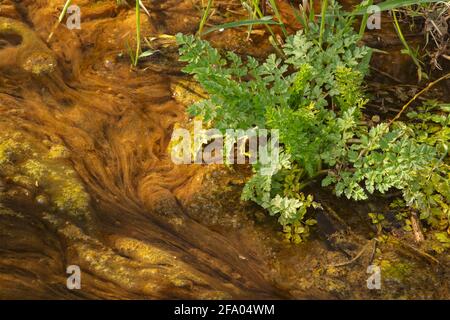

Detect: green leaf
[350, 0, 441, 15]
[202, 17, 280, 36]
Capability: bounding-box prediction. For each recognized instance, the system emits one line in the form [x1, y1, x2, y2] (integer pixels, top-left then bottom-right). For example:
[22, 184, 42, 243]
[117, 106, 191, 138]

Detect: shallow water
[0, 0, 448, 299]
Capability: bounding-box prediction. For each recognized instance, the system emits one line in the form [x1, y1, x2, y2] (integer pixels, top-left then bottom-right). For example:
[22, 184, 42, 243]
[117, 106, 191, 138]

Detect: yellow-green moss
[0, 135, 29, 167]
[170, 79, 206, 106]
[52, 180, 90, 214]
[47, 145, 70, 159]
[0, 129, 90, 218]
[380, 259, 413, 282]
[22, 159, 47, 182]
[0, 17, 57, 75]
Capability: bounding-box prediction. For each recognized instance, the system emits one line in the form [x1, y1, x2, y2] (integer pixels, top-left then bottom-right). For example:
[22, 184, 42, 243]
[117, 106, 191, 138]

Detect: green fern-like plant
[176, 1, 449, 242]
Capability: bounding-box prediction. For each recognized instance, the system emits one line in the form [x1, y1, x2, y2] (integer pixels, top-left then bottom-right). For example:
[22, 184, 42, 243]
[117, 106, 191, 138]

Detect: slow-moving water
[0, 0, 293, 299]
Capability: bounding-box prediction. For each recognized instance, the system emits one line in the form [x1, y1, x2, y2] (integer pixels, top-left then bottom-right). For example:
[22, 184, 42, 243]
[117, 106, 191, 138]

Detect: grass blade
[133, 0, 141, 66]
[267, 0, 287, 36]
[47, 0, 73, 42]
[198, 0, 214, 36]
[201, 16, 279, 36]
[392, 10, 425, 81]
[351, 0, 441, 15]
[318, 0, 328, 48]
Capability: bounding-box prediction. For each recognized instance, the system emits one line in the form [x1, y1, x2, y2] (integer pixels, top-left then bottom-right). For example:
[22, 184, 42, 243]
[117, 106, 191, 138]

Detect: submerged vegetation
[176, 1, 450, 244]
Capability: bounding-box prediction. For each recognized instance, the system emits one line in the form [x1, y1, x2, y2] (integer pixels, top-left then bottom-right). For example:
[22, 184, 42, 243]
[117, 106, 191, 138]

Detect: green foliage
[432, 232, 450, 253]
[391, 199, 413, 231]
[351, 0, 442, 15]
[177, 32, 291, 130]
[330, 101, 449, 233]
[369, 213, 385, 225]
[283, 218, 317, 244]
[402, 101, 450, 230]
[197, 0, 284, 46]
[332, 123, 438, 200]
[368, 212, 386, 235]
[177, 1, 449, 242]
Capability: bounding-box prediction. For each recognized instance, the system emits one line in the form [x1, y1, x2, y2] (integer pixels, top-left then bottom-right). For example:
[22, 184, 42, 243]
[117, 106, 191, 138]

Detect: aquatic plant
[177, 1, 450, 242]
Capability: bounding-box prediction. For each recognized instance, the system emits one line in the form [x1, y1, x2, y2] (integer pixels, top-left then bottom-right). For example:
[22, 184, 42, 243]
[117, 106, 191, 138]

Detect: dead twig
[393, 237, 440, 265]
[328, 239, 374, 268]
[370, 66, 403, 84]
[388, 72, 450, 126]
[410, 211, 425, 243]
[368, 238, 377, 265]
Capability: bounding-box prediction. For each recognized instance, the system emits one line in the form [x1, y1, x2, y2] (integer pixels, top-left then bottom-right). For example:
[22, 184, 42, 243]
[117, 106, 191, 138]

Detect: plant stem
[388, 72, 450, 125]
[358, 0, 373, 37]
[134, 0, 141, 66]
[241, 1, 284, 52]
[268, 0, 287, 36]
[318, 0, 328, 48]
[198, 0, 214, 37]
[392, 10, 423, 81]
[47, 0, 73, 42]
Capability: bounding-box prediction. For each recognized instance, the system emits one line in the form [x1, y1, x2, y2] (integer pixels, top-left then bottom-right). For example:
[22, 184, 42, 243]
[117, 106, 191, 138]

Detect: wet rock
[35, 194, 50, 206]
[0, 178, 6, 192]
[0, 17, 57, 75]
[103, 54, 117, 70]
[0, 1, 21, 20]
[21, 51, 57, 75]
[47, 145, 70, 159]
[10, 175, 37, 194]
[6, 186, 33, 202]
[170, 79, 207, 106]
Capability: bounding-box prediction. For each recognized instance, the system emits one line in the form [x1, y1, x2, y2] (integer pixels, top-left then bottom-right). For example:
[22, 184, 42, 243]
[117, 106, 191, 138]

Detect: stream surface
[0, 0, 448, 299]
